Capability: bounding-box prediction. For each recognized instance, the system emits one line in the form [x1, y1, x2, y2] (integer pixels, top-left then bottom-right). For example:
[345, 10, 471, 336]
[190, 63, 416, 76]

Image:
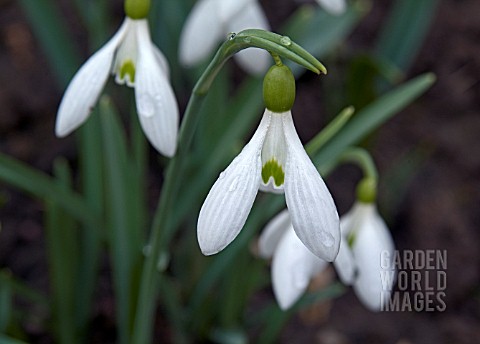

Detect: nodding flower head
[197, 64, 340, 262]
[55, 17, 179, 157]
[335, 201, 396, 311]
[258, 200, 395, 311]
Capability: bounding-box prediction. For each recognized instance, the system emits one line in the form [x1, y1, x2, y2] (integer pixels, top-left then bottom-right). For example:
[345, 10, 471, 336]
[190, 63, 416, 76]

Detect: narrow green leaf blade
[376, 0, 439, 71]
[18, 0, 80, 86]
[100, 96, 142, 344]
[0, 153, 101, 228]
[45, 159, 79, 344]
[314, 73, 436, 170]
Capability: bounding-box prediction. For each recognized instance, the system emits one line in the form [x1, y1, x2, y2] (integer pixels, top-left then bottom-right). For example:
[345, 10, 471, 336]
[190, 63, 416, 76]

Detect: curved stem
[338, 147, 378, 180]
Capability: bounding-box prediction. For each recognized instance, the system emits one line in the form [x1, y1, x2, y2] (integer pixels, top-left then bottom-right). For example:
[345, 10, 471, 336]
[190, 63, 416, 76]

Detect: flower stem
[270, 52, 283, 67]
[131, 94, 203, 344]
[338, 147, 378, 181]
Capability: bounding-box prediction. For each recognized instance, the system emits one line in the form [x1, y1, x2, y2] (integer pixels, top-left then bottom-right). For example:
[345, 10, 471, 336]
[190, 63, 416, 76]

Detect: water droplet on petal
[228, 175, 239, 192]
[227, 32, 237, 40]
[219, 171, 226, 180]
[319, 231, 335, 248]
[280, 36, 292, 46]
[138, 94, 155, 117]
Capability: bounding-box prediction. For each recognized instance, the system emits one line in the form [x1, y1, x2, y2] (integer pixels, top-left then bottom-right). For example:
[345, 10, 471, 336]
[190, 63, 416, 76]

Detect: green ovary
[261, 159, 285, 187]
[120, 60, 136, 84]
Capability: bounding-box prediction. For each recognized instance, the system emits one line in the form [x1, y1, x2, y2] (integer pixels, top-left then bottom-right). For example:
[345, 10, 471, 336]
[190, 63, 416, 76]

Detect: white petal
[333, 229, 356, 285]
[55, 19, 129, 137]
[259, 111, 286, 194]
[258, 209, 290, 259]
[228, 1, 270, 75]
[217, 0, 253, 22]
[179, 0, 224, 66]
[332, 208, 357, 284]
[135, 20, 179, 157]
[152, 45, 170, 79]
[272, 227, 328, 310]
[259, 178, 285, 194]
[352, 204, 395, 311]
[315, 0, 347, 15]
[112, 18, 137, 87]
[197, 112, 271, 255]
[282, 111, 340, 262]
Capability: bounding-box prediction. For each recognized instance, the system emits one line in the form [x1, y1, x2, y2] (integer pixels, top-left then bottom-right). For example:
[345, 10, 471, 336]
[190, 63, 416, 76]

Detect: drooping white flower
[258, 210, 329, 309]
[259, 201, 395, 311]
[335, 201, 396, 311]
[55, 17, 179, 157]
[179, 0, 270, 74]
[315, 0, 347, 15]
[197, 108, 340, 261]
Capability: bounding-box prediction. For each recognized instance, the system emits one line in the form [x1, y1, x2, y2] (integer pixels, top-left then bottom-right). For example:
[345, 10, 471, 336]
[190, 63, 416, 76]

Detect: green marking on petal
[120, 60, 136, 84]
[261, 159, 285, 187]
[347, 232, 356, 248]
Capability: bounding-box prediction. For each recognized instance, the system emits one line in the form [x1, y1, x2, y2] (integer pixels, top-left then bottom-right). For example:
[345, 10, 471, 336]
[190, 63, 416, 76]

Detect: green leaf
[0, 153, 101, 228]
[313, 73, 436, 171]
[45, 159, 79, 344]
[75, 113, 104, 339]
[0, 334, 29, 344]
[0, 277, 12, 333]
[100, 96, 143, 344]
[285, 1, 369, 74]
[18, 0, 80, 86]
[255, 283, 345, 344]
[0, 271, 47, 307]
[376, 0, 439, 71]
[306, 106, 354, 155]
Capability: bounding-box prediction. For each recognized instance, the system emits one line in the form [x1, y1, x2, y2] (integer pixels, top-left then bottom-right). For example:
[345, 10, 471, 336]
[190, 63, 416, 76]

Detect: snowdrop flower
[198, 64, 340, 261]
[179, 0, 270, 74]
[315, 0, 347, 15]
[258, 199, 394, 311]
[56, 2, 179, 157]
[336, 200, 396, 311]
[258, 210, 330, 309]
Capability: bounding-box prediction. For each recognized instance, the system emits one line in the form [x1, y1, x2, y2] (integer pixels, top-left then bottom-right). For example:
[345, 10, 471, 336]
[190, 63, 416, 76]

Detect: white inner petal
[112, 19, 138, 87]
[217, 0, 255, 24]
[260, 111, 287, 193]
